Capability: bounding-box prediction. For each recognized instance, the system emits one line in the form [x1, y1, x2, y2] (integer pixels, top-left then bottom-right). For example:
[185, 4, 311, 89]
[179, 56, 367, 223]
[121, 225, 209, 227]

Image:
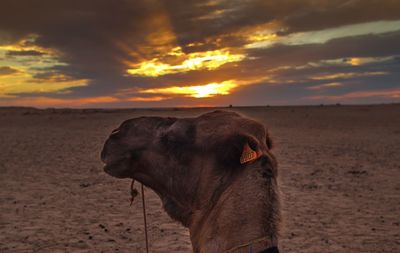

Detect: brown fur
[101, 110, 281, 252]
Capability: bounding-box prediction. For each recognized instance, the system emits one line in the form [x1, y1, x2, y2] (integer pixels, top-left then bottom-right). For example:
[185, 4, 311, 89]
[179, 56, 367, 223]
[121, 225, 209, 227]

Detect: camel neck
[189, 206, 279, 253]
[188, 167, 280, 253]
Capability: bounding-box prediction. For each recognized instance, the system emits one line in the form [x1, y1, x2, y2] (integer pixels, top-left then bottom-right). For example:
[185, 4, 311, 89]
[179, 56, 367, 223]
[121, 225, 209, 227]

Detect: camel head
[101, 111, 280, 252]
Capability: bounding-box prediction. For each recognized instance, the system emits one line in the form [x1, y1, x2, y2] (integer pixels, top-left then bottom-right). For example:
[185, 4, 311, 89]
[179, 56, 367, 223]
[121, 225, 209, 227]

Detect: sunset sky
[0, 0, 399, 108]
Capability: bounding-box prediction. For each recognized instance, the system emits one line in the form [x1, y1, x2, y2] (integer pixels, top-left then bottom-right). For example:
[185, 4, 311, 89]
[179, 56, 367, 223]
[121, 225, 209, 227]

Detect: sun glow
[349, 58, 361, 66]
[127, 48, 245, 77]
[139, 80, 238, 98]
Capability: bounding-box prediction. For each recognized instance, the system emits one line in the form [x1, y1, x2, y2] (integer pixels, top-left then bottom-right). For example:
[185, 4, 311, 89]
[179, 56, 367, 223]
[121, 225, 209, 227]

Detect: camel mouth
[103, 158, 131, 179]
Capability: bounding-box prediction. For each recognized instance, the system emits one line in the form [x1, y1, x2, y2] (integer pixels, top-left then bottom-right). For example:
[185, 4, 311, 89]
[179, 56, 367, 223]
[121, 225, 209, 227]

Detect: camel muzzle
[101, 138, 133, 178]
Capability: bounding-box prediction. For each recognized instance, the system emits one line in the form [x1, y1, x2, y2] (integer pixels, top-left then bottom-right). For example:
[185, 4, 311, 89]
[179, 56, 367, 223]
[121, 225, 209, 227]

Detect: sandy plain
[0, 104, 399, 253]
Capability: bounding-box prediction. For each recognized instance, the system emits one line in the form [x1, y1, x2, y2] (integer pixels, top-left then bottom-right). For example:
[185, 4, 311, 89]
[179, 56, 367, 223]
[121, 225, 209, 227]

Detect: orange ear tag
[240, 142, 258, 164]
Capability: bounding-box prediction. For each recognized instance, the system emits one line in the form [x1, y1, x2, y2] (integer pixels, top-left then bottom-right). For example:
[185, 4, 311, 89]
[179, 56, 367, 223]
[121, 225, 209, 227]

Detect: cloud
[126, 48, 245, 77]
[247, 31, 400, 67]
[280, 0, 400, 34]
[6, 50, 44, 57]
[306, 88, 400, 101]
[310, 71, 388, 80]
[165, 0, 400, 45]
[306, 82, 343, 90]
[0, 96, 119, 108]
[0, 66, 18, 75]
[246, 20, 400, 49]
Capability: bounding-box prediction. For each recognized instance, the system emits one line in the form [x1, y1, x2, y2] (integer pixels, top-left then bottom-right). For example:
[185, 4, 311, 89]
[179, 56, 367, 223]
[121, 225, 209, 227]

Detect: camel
[101, 110, 281, 253]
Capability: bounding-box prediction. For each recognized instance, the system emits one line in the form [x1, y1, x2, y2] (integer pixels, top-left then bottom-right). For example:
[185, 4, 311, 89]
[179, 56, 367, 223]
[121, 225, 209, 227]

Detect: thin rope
[141, 183, 149, 253]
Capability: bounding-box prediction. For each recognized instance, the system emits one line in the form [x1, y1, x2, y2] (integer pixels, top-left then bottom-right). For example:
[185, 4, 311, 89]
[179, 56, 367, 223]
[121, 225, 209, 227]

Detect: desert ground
[0, 104, 399, 253]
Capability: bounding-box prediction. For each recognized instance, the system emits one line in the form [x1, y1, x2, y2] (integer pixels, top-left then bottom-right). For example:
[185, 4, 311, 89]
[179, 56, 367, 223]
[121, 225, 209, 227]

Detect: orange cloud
[306, 82, 343, 90]
[310, 71, 387, 80]
[127, 96, 169, 102]
[0, 34, 56, 56]
[0, 96, 118, 107]
[126, 48, 245, 77]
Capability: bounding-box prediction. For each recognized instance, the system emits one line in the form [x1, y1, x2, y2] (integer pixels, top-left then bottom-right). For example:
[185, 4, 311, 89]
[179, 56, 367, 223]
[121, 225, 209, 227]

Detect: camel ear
[216, 134, 261, 168]
[240, 142, 260, 164]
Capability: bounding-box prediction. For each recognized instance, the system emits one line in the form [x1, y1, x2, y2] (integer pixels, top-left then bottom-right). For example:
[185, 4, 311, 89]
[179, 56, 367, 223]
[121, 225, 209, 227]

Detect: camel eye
[110, 128, 122, 139]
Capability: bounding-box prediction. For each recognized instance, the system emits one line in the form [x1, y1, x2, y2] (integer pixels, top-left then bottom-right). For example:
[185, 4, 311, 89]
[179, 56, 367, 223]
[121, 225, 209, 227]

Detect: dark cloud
[6, 50, 44, 56]
[0, 66, 18, 75]
[166, 0, 400, 44]
[280, 0, 400, 34]
[247, 31, 400, 67]
[0, 0, 156, 83]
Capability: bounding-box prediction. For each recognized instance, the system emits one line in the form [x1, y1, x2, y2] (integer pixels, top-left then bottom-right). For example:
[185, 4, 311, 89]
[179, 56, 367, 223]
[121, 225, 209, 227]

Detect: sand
[0, 105, 399, 253]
